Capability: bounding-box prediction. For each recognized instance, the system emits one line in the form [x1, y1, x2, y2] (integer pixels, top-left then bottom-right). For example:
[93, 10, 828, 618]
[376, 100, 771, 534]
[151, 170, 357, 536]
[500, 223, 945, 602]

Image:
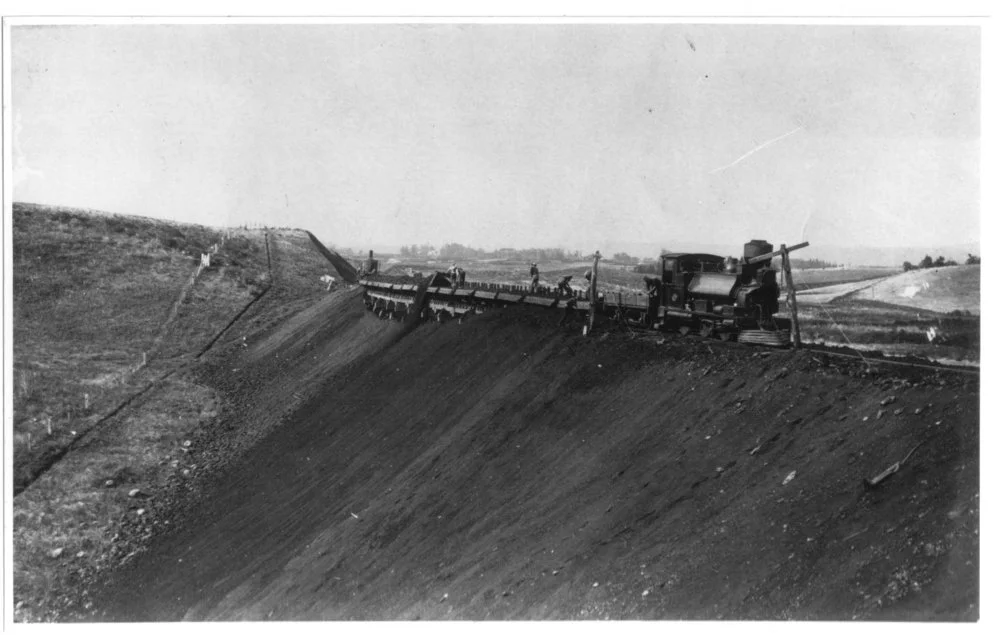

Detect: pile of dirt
[86, 298, 979, 621]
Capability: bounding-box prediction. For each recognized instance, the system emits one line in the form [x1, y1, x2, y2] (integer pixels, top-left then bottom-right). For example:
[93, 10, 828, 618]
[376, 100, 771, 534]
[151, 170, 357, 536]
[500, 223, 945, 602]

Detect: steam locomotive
[605, 239, 791, 340]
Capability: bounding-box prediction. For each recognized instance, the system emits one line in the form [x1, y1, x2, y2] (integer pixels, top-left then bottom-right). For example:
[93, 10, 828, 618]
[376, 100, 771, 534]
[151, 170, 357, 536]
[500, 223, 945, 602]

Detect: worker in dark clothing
[529, 263, 540, 292]
[556, 275, 573, 296]
[583, 269, 593, 300]
[558, 295, 578, 326]
[457, 268, 466, 287]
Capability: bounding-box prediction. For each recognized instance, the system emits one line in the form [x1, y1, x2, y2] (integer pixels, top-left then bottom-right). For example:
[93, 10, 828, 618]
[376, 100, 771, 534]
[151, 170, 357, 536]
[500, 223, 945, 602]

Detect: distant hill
[842, 265, 980, 315]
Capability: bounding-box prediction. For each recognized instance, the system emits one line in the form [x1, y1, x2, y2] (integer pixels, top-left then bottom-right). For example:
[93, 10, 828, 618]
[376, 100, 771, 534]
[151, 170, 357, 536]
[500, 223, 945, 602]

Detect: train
[358, 240, 807, 346]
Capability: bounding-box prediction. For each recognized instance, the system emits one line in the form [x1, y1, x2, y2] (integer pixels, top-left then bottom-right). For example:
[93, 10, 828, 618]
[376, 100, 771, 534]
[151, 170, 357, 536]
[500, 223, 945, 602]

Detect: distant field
[791, 266, 897, 290]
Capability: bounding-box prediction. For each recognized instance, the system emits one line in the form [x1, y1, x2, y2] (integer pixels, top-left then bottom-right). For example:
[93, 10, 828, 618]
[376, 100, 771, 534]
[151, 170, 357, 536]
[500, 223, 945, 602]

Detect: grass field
[791, 266, 898, 290]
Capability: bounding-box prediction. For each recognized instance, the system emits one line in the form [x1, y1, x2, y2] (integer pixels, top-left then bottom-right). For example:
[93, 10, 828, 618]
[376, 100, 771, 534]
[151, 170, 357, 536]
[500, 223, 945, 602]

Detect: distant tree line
[632, 250, 839, 274]
[607, 252, 637, 265]
[902, 254, 979, 271]
[399, 242, 587, 262]
[786, 257, 839, 270]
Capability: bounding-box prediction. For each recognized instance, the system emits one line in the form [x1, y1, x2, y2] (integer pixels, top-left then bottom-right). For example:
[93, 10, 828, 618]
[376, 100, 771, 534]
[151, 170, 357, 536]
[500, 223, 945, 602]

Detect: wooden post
[781, 244, 802, 348]
[586, 251, 601, 335]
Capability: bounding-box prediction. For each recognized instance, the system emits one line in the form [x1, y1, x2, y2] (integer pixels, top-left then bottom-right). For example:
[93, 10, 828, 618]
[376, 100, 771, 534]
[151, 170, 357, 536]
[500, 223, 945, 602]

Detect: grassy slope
[11, 203, 270, 491]
[11, 204, 341, 620]
[845, 265, 981, 315]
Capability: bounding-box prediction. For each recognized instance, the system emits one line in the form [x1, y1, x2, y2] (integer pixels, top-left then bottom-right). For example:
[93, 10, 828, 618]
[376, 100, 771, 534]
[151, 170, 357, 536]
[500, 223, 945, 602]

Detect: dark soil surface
[83, 290, 979, 621]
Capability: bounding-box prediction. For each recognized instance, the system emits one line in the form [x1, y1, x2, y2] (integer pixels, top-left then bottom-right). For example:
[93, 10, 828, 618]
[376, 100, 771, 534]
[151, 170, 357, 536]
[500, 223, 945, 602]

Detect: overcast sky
[11, 23, 979, 254]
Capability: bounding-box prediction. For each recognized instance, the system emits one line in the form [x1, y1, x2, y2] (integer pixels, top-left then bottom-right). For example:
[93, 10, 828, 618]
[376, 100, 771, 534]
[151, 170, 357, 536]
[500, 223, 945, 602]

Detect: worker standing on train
[557, 275, 573, 296]
[529, 262, 540, 292]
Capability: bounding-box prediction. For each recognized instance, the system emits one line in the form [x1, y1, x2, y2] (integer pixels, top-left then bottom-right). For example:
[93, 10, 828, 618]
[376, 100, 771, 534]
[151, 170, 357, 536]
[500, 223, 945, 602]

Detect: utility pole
[586, 250, 601, 335]
[780, 244, 802, 348]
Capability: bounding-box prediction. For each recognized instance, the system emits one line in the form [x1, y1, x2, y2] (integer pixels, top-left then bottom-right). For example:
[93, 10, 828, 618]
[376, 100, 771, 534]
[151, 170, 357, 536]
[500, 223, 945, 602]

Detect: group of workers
[530, 262, 592, 298]
[442, 261, 592, 299]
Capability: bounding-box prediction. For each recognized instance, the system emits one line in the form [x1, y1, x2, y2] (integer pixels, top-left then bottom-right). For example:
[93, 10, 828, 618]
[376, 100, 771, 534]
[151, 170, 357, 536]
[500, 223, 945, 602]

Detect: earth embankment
[93, 296, 979, 621]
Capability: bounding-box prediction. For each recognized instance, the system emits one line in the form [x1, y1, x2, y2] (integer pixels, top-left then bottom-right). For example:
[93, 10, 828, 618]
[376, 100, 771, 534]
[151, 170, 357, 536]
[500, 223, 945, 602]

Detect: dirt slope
[83, 290, 979, 621]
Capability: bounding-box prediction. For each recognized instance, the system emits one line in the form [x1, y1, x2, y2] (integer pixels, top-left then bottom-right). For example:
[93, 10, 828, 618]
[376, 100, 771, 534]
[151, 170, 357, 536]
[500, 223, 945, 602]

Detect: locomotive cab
[659, 253, 726, 315]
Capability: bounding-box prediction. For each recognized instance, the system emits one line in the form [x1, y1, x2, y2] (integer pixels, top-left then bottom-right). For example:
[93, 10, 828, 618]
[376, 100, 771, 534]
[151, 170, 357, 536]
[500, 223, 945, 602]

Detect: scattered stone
[914, 407, 923, 415]
[881, 396, 896, 406]
[182, 440, 192, 448]
[782, 471, 797, 485]
[128, 488, 142, 498]
[862, 416, 869, 422]
[76, 551, 85, 558]
[15, 601, 25, 610]
[49, 547, 64, 559]
[893, 408, 904, 416]
[876, 409, 885, 420]
[593, 582, 599, 587]
[104, 479, 115, 488]
[642, 589, 651, 597]
[136, 508, 146, 516]
[440, 593, 448, 603]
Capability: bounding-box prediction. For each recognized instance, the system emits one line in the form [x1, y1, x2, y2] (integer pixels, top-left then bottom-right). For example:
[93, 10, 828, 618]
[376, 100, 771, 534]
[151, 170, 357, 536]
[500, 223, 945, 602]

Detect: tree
[966, 253, 981, 265]
[933, 255, 948, 268]
[919, 255, 934, 269]
[902, 261, 915, 272]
